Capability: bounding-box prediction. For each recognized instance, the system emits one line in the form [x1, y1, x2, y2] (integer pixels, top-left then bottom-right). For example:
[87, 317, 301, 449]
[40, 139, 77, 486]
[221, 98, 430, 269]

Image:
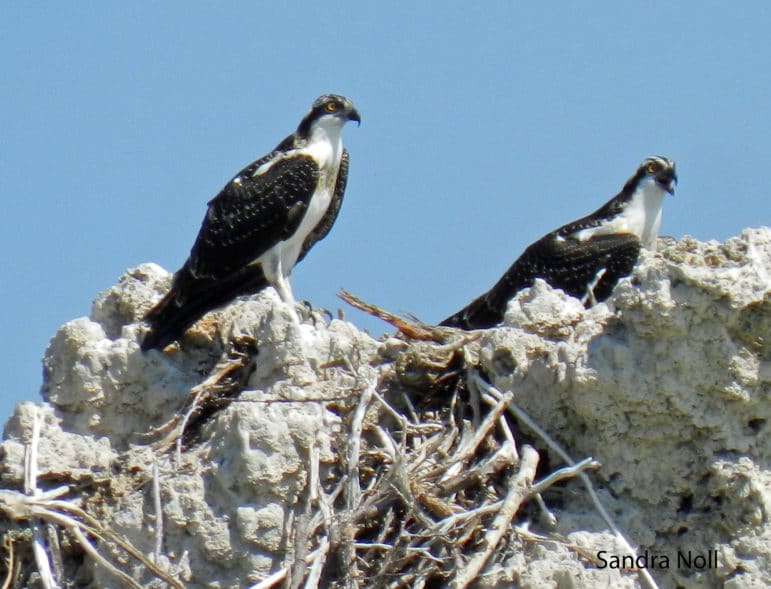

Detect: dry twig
[338, 290, 439, 340]
[147, 338, 257, 456]
[24, 408, 59, 589]
[454, 445, 540, 589]
[471, 370, 661, 589]
[2, 533, 15, 589]
[0, 488, 184, 588]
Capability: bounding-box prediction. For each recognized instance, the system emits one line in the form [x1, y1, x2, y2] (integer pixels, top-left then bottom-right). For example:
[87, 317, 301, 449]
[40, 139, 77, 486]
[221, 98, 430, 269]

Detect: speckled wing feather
[141, 153, 319, 351]
[440, 232, 641, 330]
[188, 154, 319, 280]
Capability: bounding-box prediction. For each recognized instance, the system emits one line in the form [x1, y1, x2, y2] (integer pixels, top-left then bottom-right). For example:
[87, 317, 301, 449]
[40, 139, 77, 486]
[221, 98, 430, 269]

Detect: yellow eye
[647, 163, 659, 174]
[325, 102, 338, 112]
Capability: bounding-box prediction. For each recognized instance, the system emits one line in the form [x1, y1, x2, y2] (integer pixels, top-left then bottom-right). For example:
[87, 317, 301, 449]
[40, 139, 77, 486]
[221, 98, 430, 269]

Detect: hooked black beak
[347, 107, 361, 126]
[657, 170, 677, 195]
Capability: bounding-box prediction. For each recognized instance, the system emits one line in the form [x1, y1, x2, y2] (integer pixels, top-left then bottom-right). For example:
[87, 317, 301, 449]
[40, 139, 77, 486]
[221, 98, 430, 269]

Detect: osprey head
[297, 94, 361, 138]
[640, 155, 677, 195]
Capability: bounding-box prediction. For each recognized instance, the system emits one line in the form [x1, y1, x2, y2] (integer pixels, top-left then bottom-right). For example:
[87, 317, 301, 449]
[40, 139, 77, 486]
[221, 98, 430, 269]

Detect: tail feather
[141, 267, 269, 351]
[439, 293, 506, 330]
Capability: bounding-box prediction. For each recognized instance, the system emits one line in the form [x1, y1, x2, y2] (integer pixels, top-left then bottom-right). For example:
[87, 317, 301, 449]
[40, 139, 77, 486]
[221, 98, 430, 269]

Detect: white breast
[261, 118, 345, 282]
[573, 177, 666, 249]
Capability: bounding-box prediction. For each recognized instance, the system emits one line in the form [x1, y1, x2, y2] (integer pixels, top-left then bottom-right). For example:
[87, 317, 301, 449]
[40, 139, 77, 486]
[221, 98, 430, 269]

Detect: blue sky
[2, 3, 769, 425]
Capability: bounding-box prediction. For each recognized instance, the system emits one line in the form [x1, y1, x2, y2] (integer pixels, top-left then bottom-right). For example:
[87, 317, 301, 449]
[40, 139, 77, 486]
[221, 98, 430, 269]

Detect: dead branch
[454, 445, 539, 589]
[147, 337, 257, 455]
[471, 370, 661, 589]
[0, 488, 184, 589]
[339, 290, 471, 343]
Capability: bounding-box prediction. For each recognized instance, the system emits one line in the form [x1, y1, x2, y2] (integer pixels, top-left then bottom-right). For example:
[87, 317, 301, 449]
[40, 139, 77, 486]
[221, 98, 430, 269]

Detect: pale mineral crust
[0, 227, 768, 588]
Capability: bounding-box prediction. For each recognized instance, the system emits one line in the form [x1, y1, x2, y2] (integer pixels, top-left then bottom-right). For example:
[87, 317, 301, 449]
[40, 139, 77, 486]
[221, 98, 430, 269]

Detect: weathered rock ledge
[1, 227, 769, 588]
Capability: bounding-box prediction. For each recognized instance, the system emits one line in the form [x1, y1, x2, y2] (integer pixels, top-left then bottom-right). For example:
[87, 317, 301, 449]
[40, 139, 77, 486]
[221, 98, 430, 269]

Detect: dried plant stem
[347, 379, 377, 509]
[0, 487, 183, 588]
[247, 547, 324, 589]
[471, 370, 660, 589]
[428, 390, 514, 483]
[152, 458, 163, 563]
[303, 536, 330, 589]
[24, 408, 58, 589]
[338, 290, 438, 340]
[2, 533, 14, 589]
[530, 457, 600, 494]
[147, 341, 256, 456]
[454, 445, 539, 589]
[69, 527, 142, 589]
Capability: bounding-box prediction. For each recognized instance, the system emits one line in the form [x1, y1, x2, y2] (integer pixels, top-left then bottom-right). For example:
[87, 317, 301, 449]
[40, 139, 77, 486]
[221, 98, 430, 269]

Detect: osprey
[141, 94, 361, 351]
[441, 156, 677, 330]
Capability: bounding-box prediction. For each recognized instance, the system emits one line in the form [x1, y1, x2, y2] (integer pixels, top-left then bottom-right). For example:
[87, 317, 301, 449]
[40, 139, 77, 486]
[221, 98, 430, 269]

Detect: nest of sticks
[252, 292, 611, 589]
[287, 367, 546, 589]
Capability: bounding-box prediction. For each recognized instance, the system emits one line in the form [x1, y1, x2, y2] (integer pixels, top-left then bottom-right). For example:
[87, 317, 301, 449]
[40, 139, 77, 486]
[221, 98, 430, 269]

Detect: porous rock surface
[0, 227, 769, 588]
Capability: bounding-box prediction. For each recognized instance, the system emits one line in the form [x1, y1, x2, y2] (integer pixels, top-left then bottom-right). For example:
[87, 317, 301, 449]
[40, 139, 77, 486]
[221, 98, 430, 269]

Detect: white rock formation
[0, 227, 768, 588]
[482, 228, 771, 588]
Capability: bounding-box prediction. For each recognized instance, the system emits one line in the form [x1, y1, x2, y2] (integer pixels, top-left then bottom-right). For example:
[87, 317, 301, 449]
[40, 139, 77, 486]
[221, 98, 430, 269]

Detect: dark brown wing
[141, 152, 320, 351]
[188, 154, 319, 280]
[440, 233, 641, 329]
